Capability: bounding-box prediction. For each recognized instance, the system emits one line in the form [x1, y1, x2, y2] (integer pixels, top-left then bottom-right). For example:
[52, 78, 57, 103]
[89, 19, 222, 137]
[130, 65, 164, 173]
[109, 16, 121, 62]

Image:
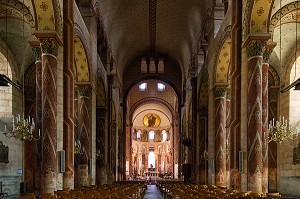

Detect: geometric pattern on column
[214, 87, 227, 187]
[225, 90, 231, 187]
[246, 40, 266, 193]
[78, 85, 91, 186]
[261, 47, 272, 194]
[40, 38, 58, 194]
[63, 0, 75, 190]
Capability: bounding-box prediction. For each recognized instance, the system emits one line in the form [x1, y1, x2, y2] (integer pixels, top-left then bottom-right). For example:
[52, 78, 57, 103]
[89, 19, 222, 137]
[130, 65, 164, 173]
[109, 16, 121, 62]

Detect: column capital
[39, 38, 59, 56]
[214, 87, 227, 98]
[263, 42, 276, 63]
[243, 33, 271, 58]
[28, 41, 42, 61]
[78, 85, 92, 99]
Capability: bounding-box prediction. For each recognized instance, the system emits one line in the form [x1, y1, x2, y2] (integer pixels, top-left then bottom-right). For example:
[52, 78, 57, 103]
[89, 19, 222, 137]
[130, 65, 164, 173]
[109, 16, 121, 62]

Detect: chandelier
[268, 116, 298, 143]
[4, 114, 40, 141]
[74, 139, 83, 155]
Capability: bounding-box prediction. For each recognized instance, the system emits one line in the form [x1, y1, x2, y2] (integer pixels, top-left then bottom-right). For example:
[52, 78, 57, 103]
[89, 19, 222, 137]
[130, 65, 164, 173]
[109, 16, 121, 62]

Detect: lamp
[268, 116, 298, 143]
[4, 114, 40, 141]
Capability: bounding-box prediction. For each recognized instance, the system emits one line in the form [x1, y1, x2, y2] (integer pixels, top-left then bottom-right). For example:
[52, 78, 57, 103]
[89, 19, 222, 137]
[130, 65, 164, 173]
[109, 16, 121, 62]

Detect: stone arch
[243, 0, 273, 38]
[74, 35, 90, 82]
[269, 1, 300, 33]
[213, 26, 231, 84]
[0, 0, 35, 30]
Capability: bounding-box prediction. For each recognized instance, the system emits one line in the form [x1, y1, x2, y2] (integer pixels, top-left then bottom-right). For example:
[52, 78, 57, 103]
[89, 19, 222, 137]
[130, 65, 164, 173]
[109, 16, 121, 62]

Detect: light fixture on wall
[268, 116, 297, 143]
[4, 114, 40, 141]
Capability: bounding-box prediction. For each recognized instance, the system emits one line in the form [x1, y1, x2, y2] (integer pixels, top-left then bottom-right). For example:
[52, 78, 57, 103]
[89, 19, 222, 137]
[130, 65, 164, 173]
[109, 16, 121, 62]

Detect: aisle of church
[144, 185, 162, 199]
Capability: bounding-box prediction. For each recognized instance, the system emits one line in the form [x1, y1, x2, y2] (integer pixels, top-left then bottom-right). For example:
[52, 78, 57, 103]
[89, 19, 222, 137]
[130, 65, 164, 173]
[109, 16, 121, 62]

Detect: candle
[39, 129, 41, 137]
[5, 125, 6, 132]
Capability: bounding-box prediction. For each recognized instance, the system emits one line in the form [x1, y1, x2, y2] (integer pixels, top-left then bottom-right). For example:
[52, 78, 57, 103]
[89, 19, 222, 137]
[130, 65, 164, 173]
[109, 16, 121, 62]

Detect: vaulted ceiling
[96, 0, 212, 79]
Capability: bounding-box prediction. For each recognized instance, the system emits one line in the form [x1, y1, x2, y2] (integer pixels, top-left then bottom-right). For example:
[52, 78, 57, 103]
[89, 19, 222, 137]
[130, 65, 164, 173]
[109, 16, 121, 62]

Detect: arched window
[0, 52, 12, 130]
[149, 130, 155, 140]
[148, 151, 155, 168]
[136, 130, 141, 140]
[289, 56, 300, 126]
[162, 130, 167, 142]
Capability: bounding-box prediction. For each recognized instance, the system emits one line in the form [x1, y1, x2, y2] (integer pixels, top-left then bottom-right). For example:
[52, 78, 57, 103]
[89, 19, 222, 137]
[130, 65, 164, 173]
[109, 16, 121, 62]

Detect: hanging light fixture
[268, 0, 299, 143]
[3, 1, 39, 141]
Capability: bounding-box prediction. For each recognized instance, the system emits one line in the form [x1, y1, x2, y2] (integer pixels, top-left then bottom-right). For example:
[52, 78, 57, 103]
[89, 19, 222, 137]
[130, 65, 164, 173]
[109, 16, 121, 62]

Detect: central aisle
[144, 184, 163, 199]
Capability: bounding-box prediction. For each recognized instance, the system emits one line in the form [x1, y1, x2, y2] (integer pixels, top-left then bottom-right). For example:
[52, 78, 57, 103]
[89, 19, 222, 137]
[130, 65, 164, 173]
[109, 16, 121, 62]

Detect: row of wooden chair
[19, 182, 146, 199]
[156, 181, 294, 199]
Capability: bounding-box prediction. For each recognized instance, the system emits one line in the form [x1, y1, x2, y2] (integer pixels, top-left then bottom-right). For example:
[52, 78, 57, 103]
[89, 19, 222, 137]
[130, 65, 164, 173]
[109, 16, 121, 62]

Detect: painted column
[226, 90, 231, 187]
[268, 88, 278, 192]
[214, 87, 227, 187]
[39, 38, 59, 193]
[173, 115, 180, 179]
[230, 0, 242, 190]
[199, 107, 208, 184]
[96, 107, 107, 184]
[246, 40, 266, 193]
[33, 46, 42, 194]
[190, 77, 198, 183]
[261, 45, 274, 194]
[63, 0, 75, 190]
[78, 86, 92, 186]
[24, 64, 37, 192]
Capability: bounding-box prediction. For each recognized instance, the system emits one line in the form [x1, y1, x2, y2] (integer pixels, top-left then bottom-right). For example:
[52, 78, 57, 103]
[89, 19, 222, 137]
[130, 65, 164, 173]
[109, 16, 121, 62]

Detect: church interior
[0, 0, 300, 198]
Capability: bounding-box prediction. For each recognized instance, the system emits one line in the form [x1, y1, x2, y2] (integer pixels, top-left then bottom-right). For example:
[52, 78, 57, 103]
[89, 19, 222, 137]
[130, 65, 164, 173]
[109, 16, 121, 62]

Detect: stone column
[226, 90, 231, 187]
[199, 107, 208, 184]
[191, 77, 198, 182]
[39, 37, 59, 193]
[261, 44, 274, 194]
[230, 0, 242, 190]
[96, 107, 106, 184]
[63, 0, 75, 190]
[246, 39, 267, 193]
[78, 86, 92, 186]
[268, 88, 278, 192]
[173, 115, 180, 179]
[214, 87, 227, 187]
[33, 45, 42, 194]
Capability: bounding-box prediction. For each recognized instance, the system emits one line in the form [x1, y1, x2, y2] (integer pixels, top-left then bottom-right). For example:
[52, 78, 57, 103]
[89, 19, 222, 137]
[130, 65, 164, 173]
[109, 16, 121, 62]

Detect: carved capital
[78, 86, 92, 99]
[32, 46, 42, 61]
[214, 87, 227, 98]
[246, 41, 266, 58]
[263, 48, 273, 63]
[39, 38, 59, 56]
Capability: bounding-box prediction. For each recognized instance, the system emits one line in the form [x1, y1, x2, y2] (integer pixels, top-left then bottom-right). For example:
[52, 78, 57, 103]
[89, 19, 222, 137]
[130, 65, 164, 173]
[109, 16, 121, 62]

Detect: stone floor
[144, 184, 163, 199]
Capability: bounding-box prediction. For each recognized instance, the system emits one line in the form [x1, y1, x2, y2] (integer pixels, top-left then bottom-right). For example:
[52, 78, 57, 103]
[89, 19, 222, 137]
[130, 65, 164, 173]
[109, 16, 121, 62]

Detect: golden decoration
[143, 113, 161, 127]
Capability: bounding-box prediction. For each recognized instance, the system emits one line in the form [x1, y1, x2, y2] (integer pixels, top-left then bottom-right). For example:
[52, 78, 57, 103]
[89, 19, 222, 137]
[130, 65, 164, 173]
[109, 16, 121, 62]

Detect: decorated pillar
[63, 0, 75, 190]
[39, 37, 60, 193]
[33, 45, 42, 194]
[246, 38, 268, 193]
[226, 90, 231, 187]
[198, 107, 208, 184]
[78, 85, 92, 186]
[173, 114, 180, 179]
[24, 55, 38, 192]
[261, 44, 275, 194]
[214, 87, 227, 187]
[191, 77, 198, 182]
[230, 0, 242, 190]
[268, 88, 279, 192]
[96, 107, 106, 184]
